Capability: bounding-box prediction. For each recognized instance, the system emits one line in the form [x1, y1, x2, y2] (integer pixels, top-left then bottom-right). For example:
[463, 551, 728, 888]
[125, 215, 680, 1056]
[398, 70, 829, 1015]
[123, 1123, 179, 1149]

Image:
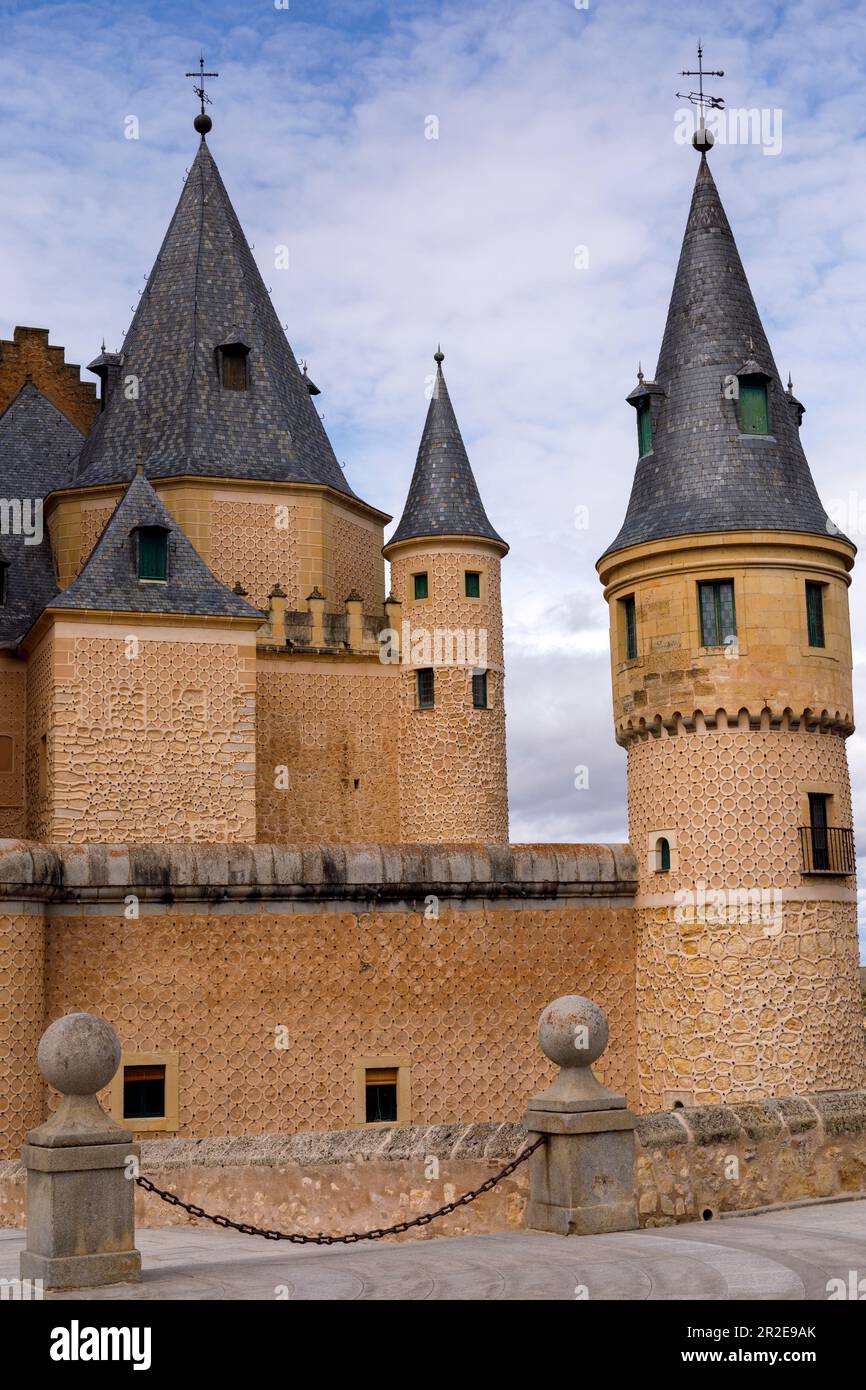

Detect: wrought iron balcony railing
[798, 825, 856, 875]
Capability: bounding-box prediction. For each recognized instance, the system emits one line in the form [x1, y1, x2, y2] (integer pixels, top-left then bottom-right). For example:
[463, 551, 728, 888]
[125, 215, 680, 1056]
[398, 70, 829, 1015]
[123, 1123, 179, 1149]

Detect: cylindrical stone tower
[384, 351, 509, 842]
[598, 150, 865, 1111]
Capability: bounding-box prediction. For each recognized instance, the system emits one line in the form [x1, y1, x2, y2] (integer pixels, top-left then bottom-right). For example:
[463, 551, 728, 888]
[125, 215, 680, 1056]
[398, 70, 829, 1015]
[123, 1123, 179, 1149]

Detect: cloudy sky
[1, 0, 865, 944]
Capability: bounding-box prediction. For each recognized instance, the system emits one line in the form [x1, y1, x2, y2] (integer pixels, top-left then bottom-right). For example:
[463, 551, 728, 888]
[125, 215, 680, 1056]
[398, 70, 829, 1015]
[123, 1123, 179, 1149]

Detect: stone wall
[0, 841, 637, 1157]
[2, 1093, 864, 1238]
[0, 658, 26, 838]
[0, 326, 97, 435]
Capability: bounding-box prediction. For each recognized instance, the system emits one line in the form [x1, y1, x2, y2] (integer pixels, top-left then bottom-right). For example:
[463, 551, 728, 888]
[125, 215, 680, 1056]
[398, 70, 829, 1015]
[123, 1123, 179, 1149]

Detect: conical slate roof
[387, 355, 505, 549]
[0, 383, 82, 645]
[52, 469, 264, 620]
[74, 137, 358, 500]
[602, 154, 843, 559]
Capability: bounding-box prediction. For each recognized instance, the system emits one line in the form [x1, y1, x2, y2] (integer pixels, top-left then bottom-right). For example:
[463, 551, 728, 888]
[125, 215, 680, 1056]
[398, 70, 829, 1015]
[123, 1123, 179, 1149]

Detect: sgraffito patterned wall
[27, 901, 636, 1154]
[0, 912, 44, 1153]
[209, 498, 302, 611]
[331, 511, 385, 612]
[628, 729, 865, 1109]
[32, 626, 257, 843]
[255, 657, 400, 842]
[389, 543, 508, 842]
[0, 663, 26, 837]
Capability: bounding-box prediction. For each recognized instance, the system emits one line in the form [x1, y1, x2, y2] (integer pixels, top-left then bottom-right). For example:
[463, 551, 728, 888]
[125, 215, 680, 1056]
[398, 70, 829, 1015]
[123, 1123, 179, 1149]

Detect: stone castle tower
[598, 147, 863, 1110]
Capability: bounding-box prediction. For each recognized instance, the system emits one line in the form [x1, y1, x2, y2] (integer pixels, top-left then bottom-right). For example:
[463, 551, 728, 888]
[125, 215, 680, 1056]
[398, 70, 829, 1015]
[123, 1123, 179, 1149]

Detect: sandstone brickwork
[0, 326, 97, 435]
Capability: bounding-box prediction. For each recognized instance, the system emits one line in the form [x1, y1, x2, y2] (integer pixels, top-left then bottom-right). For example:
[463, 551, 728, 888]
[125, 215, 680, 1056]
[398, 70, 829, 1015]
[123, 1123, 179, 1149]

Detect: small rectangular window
[621, 595, 637, 660]
[808, 793, 830, 871]
[698, 580, 736, 647]
[365, 1066, 398, 1123]
[138, 527, 168, 581]
[806, 582, 825, 648]
[464, 571, 481, 598]
[221, 346, 248, 390]
[739, 378, 769, 434]
[472, 670, 488, 708]
[123, 1064, 166, 1120]
[413, 572, 429, 601]
[417, 667, 434, 708]
[636, 397, 653, 456]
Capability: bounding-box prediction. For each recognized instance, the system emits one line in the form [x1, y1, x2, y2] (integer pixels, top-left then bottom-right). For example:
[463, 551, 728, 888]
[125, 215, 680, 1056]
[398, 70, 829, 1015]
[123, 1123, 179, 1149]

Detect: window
[636, 397, 653, 456]
[413, 572, 429, 601]
[657, 837, 671, 872]
[38, 734, 48, 796]
[739, 376, 769, 434]
[365, 1067, 398, 1124]
[137, 527, 168, 581]
[808, 793, 830, 872]
[220, 343, 249, 390]
[123, 1064, 166, 1120]
[472, 670, 488, 708]
[698, 580, 736, 647]
[464, 571, 481, 598]
[417, 668, 434, 708]
[806, 582, 825, 648]
[621, 594, 638, 660]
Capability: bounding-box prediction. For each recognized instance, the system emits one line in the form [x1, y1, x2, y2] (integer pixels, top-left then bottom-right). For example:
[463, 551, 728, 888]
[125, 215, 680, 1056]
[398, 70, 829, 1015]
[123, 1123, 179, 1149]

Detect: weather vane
[185, 54, 219, 132]
[677, 41, 724, 139]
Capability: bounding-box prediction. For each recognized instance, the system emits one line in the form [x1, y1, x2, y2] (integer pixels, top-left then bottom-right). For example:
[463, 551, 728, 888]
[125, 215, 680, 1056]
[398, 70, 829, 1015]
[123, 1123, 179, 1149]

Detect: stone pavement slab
[1, 1199, 863, 1300]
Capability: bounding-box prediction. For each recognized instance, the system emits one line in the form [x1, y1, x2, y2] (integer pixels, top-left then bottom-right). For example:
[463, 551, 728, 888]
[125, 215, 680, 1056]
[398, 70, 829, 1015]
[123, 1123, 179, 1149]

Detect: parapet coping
[0, 841, 637, 905]
[2, 1091, 862, 1183]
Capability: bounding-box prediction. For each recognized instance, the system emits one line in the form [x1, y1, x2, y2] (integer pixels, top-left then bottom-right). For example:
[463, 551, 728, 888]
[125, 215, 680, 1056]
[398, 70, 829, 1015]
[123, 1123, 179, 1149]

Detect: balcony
[798, 826, 856, 876]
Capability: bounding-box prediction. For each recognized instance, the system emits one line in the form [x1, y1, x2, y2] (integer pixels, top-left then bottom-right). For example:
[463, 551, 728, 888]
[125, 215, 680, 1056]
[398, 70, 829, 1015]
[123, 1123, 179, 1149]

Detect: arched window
[136, 527, 168, 581]
[657, 837, 671, 873]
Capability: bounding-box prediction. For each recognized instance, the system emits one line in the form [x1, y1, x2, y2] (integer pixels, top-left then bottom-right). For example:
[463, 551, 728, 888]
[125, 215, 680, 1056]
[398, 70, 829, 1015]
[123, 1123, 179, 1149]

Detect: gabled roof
[602, 154, 845, 559]
[386, 353, 506, 550]
[73, 137, 362, 503]
[0, 383, 82, 645]
[51, 470, 264, 620]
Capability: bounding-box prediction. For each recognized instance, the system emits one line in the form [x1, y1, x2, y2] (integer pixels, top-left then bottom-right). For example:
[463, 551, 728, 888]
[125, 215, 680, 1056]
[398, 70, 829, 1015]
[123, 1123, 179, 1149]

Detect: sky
[1, 0, 865, 948]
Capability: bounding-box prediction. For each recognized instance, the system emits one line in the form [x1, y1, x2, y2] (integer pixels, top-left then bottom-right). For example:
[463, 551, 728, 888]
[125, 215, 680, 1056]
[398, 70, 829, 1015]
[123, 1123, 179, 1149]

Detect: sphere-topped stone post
[523, 996, 638, 1236]
[20, 1013, 141, 1289]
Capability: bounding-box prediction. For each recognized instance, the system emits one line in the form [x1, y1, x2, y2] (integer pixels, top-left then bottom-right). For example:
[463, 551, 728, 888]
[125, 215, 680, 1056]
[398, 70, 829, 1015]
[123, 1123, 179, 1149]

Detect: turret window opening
[137, 527, 168, 582]
[464, 571, 481, 599]
[636, 397, 653, 456]
[806, 581, 826, 649]
[656, 837, 671, 873]
[413, 572, 429, 601]
[698, 580, 736, 648]
[218, 343, 249, 391]
[621, 594, 638, 661]
[738, 376, 769, 435]
[472, 669, 488, 709]
[416, 667, 435, 709]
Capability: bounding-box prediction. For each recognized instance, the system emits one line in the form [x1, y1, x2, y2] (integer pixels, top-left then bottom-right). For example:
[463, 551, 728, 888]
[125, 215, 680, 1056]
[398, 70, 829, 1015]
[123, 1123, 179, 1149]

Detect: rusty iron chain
[134, 1135, 544, 1244]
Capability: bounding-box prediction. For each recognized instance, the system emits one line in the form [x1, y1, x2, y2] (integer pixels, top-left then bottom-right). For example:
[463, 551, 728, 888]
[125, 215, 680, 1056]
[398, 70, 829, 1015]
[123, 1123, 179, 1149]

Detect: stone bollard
[20, 1013, 141, 1289]
[523, 995, 638, 1236]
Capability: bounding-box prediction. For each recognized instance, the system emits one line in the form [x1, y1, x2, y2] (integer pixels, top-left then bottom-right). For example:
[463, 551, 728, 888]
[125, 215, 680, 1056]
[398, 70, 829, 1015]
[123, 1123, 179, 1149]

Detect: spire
[52, 471, 264, 620]
[602, 156, 844, 557]
[386, 351, 506, 550]
[74, 139, 363, 503]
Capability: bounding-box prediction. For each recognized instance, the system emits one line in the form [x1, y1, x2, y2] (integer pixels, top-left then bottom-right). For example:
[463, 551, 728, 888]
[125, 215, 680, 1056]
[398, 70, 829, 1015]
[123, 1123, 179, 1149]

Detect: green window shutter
[659, 838, 671, 872]
[413, 572, 429, 601]
[698, 581, 736, 646]
[636, 398, 653, 456]
[806, 582, 825, 648]
[623, 595, 637, 660]
[465, 571, 480, 598]
[739, 378, 769, 434]
[417, 668, 434, 708]
[472, 670, 488, 708]
[138, 527, 168, 581]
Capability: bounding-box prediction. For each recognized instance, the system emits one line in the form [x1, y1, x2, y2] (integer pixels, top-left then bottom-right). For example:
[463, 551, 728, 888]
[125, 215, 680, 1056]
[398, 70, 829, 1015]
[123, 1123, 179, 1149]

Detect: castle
[0, 109, 862, 1158]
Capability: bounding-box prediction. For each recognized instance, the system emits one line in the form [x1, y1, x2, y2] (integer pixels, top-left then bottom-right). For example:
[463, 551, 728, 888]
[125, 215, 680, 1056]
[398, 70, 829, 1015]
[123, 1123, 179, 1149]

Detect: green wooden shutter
[637, 398, 653, 456]
[659, 838, 671, 872]
[806, 582, 825, 648]
[413, 572, 429, 601]
[739, 379, 769, 434]
[138, 528, 167, 581]
[465, 571, 481, 598]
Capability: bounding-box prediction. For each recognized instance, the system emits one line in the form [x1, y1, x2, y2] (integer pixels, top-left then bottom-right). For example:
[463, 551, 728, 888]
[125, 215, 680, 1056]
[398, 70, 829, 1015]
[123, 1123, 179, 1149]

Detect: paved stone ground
[1, 1200, 863, 1300]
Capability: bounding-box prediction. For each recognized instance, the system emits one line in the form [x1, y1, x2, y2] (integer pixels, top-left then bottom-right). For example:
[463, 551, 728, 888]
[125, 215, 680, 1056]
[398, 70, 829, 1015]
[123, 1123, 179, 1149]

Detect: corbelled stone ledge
[0, 841, 637, 904]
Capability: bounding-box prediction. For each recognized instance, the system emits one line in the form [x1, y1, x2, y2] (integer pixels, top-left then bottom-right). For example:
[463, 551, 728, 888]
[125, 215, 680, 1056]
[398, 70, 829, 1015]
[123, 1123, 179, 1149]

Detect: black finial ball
[194, 112, 212, 136]
[692, 126, 714, 152]
[434, 348, 444, 364]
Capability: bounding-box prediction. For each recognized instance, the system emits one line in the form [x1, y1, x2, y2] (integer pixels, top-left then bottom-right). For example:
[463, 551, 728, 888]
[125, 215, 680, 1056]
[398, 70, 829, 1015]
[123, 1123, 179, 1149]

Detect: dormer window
[136, 527, 168, 581]
[636, 396, 653, 456]
[738, 375, 769, 434]
[216, 341, 249, 391]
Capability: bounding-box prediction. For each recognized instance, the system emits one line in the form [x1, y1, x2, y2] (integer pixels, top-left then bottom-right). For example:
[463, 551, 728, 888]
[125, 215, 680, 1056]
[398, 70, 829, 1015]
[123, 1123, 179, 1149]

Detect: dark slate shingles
[53, 471, 264, 620]
[388, 360, 505, 547]
[602, 155, 846, 559]
[74, 138, 361, 502]
[0, 384, 82, 645]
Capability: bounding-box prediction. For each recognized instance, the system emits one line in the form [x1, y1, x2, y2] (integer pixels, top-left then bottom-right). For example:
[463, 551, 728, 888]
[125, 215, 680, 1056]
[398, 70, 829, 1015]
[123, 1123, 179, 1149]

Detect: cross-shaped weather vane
[677, 41, 724, 127]
[185, 54, 219, 134]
